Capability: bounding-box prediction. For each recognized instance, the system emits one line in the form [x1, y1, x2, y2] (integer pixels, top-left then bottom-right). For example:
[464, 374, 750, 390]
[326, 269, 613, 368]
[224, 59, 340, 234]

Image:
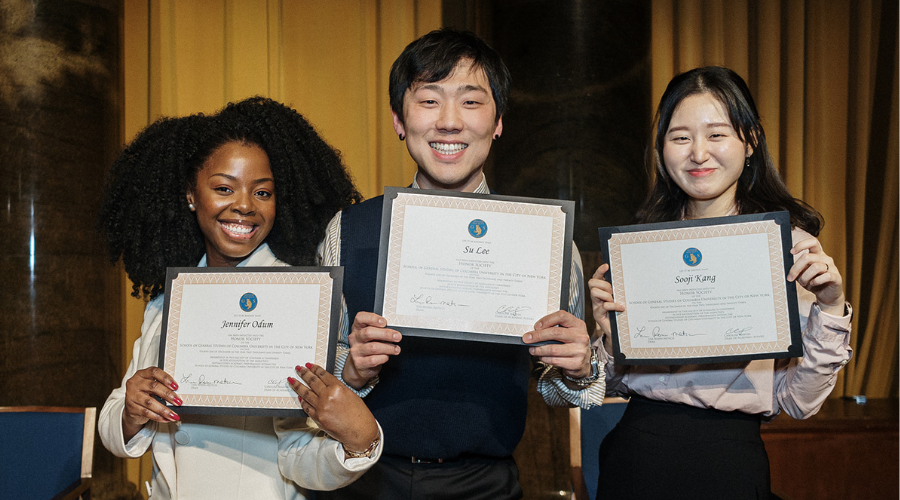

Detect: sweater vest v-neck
[340, 195, 531, 459]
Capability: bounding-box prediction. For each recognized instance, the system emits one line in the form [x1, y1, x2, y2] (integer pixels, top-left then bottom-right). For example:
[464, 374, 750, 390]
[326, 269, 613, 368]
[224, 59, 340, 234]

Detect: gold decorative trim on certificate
[599, 212, 801, 365]
[158, 267, 342, 416]
[375, 187, 575, 344]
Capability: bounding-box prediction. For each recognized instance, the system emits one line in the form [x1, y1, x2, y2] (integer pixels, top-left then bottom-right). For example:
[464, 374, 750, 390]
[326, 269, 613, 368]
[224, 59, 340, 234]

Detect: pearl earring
[188, 203, 195, 210]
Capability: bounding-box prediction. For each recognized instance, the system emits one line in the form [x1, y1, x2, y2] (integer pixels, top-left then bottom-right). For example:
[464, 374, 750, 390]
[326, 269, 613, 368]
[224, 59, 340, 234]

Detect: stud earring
[188, 203, 195, 210]
[399, 134, 405, 141]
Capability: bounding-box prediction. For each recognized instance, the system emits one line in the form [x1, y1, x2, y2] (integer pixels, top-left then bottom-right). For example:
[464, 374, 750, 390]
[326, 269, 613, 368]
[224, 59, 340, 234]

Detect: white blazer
[98, 244, 382, 499]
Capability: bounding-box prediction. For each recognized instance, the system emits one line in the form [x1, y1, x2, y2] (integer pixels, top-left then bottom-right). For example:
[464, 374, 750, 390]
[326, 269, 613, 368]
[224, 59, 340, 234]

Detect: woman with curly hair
[589, 67, 852, 498]
[97, 97, 381, 499]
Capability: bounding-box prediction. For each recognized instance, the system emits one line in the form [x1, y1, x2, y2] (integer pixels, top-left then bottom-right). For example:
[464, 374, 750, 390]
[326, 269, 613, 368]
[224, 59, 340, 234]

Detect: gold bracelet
[343, 433, 380, 459]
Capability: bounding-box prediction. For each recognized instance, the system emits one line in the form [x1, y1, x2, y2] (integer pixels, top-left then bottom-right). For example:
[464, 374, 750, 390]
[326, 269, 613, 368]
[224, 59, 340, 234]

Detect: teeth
[221, 222, 254, 234]
[430, 142, 467, 154]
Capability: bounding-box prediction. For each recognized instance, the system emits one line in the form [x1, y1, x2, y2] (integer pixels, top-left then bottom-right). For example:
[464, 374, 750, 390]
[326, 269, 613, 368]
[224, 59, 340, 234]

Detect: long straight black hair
[636, 66, 822, 235]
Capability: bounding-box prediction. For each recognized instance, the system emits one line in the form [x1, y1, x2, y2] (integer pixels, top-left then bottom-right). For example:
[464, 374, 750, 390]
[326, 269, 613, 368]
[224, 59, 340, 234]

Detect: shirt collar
[411, 172, 490, 194]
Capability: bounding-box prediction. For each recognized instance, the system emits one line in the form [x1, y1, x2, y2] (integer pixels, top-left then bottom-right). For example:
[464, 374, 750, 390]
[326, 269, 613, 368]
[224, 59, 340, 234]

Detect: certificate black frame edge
[375, 186, 575, 346]
[598, 211, 804, 365]
[157, 265, 344, 417]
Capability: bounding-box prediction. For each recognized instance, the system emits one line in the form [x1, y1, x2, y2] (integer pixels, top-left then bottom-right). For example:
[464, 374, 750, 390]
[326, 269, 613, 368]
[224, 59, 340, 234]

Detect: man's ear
[493, 115, 504, 138]
[391, 110, 406, 139]
[186, 189, 195, 210]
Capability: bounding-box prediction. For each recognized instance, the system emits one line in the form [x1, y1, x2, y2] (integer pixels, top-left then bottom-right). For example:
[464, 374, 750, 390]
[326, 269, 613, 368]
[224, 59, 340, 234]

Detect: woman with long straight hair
[589, 67, 852, 499]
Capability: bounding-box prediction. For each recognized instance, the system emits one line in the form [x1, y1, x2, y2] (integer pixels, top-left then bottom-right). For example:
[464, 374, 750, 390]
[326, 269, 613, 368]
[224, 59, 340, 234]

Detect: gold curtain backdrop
[651, 0, 898, 400]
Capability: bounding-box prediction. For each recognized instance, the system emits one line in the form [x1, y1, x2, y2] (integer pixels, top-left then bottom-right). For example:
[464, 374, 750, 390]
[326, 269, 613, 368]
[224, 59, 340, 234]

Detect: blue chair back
[0, 406, 95, 500]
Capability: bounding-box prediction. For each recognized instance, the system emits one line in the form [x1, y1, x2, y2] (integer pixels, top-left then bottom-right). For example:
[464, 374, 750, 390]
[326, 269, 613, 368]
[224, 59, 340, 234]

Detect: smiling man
[315, 29, 604, 500]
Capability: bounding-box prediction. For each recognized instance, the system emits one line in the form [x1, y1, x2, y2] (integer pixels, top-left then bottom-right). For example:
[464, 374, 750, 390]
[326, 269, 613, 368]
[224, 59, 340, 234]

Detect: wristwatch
[563, 348, 600, 387]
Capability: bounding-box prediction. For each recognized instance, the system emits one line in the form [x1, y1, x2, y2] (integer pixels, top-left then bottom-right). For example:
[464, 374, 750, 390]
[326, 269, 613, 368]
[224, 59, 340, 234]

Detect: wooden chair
[0, 406, 96, 500]
[570, 397, 628, 500]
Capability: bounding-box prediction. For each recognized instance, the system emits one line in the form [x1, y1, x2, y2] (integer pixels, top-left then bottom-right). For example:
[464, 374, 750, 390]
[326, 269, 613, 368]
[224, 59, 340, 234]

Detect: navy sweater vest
[340, 195, 531, 459]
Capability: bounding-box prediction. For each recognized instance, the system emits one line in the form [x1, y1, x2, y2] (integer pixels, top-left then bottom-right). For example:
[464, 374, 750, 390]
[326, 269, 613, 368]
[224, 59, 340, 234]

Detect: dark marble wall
[445, 1, 651, 498]
[448, 0, 651, 251]
[0, 1, 133, 498]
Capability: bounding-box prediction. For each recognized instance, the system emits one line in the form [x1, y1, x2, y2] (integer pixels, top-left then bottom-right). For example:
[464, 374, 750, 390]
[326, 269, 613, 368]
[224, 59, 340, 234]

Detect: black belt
[384, 453, 506, 465]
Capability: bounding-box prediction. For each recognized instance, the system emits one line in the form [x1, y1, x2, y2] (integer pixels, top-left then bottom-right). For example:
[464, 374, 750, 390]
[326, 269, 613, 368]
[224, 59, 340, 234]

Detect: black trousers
[317, 454, 522, 500]
[597, 397, 771, 500]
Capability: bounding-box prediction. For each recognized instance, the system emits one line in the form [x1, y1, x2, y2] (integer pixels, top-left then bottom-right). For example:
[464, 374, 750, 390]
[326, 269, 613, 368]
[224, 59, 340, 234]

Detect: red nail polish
[173, 397, 183, 406]
[170, 382, 179, 390]
[170, 413, 180, 421]
[287, 377, 297, 384]
[305, 362, 313, 369]
[297, 396, 303, 402]
[295, 365, 303, 372]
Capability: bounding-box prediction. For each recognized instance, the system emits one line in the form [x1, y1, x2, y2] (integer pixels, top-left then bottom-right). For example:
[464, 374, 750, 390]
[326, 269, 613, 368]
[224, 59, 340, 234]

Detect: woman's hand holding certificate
[288, 363, 380, 456]
[596, 212, 805, 365]
[787, 235, 845, 316]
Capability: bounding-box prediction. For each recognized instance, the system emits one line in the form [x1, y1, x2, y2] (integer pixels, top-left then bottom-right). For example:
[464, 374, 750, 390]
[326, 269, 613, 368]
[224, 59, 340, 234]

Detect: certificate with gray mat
[375, 187, 574, 344]
[157, 267, 342, 416]
[599, 212, 802, 365]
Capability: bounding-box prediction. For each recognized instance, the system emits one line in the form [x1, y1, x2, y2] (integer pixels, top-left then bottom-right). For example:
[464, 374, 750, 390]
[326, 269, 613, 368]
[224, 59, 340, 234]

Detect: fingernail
[393, 333, 400, 341]
[170, 382, 179, 390]
[287, 377, 297, 385]
[295, 365, 302, 372]
[529, 347, 535, 354]
[173, 397, 183, 406]
[394, 346, 401, 353]
[535, 321, 543, 328]
[305, 362, 312, 369]
[379, 319, 386, 326]
[524, 333, 532, 342]
[297, 396, 303, 402]
[170, 412, 180, 421]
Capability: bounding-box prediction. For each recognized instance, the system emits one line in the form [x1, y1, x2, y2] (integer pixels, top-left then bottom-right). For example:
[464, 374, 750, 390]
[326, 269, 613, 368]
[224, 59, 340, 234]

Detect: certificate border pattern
[164, 272, 333, 409]
[609, 220, 791, 360]
[382, 192, 566, 336]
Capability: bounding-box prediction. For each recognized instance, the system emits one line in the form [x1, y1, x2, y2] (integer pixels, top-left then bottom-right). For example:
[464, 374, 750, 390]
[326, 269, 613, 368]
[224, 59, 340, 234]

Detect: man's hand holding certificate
[374, 187, 575, 344]
[599, 212, 802, 365]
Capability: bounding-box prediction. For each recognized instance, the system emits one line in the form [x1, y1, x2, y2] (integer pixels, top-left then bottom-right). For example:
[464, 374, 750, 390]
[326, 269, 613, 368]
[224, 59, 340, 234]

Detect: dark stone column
[449, 0, 652, 250]
[0, 1, 134, 498]
[445, 2, 652, 498]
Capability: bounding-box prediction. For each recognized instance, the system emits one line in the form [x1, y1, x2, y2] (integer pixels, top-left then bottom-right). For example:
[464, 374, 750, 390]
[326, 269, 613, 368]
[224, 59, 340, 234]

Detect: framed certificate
[375, 187, 574, 344]
[599, 211, 802, 365]
[157, 267, 342, 416]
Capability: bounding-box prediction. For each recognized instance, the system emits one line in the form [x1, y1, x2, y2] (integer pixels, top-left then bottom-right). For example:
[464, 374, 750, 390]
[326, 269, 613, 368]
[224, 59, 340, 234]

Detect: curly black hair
[98, 97, 361, 299]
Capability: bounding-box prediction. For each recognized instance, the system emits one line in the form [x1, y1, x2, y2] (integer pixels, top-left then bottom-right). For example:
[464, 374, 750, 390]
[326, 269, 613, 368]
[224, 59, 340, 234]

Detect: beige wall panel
[651, 0, 675, 108]
[846, 0, 874, 321]
[704, 0, 725, 65]
[722, 0, 749, 78]
[802, 0, 849, 267]
[169, 0, 228, 115]
[122, 4, 155, 492]
[781, 0, 805, 194]
[676, 0, 703, 72]
[267, 0, 284, 100]
[756, 0, 782, 166]
[362, 0, 380, 198]
[225, 0, 272, 102]
[280, 1, 376, 197]
[378, 0, 423, 192]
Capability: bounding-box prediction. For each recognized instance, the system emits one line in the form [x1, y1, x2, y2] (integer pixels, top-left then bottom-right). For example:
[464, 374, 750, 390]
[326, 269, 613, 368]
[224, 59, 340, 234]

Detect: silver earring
[745, 157, 750, 168]
[188, 203, 195, 210]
